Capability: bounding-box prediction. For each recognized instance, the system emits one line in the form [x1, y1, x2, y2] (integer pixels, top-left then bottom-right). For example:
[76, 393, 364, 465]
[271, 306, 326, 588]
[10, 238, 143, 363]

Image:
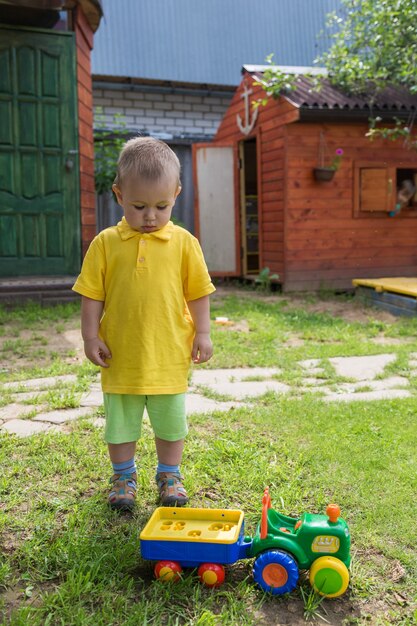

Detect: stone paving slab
[336, 376, 409, 394]
[323, 389, 411, 402]
[200, 380, 290, 400]
[80, 389, 103, 407]
[2, 419, 52, 436]
[186, 393, 244, 414]
[408, 352, 417, 369]
[0, 403, 38, 420]
[303, 377, 329, 386]
[3, 374, 77, 391]
[299, 361, 326, 375]
[304, 376, 410, 398]
[191, 367, 281, 386]
[0, 356, 416, 437]
[372, 336, 410, 345]
[5, 390, 47, 401]
[329, 354, 397, 380]
[34, 407, 96, 424]
[300, 354, 397, 381]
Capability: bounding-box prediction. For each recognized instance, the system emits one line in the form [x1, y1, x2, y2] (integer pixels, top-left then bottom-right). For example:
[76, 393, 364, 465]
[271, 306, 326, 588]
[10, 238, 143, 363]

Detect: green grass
[1, 399, 416, 624]
[210, 295, 417, 368]
[44, 387, 81, 410]
[1, 291, 417, 624]
[0, 301, 80, 326]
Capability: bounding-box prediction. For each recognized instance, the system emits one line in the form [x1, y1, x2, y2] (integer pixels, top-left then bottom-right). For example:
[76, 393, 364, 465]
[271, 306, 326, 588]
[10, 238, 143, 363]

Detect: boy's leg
[108, 441, 137, 464]
[146, 394, 189, 506]
[154, 437, 184, 466]
[104, 393, 146, 511]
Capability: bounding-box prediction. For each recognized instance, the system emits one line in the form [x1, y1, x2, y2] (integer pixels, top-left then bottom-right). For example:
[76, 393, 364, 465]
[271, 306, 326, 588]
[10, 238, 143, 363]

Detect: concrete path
[0, 354, 415, 437]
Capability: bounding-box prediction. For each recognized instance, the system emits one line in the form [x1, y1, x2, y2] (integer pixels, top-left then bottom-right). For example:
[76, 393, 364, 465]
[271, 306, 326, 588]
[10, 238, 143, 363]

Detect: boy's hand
[84, 338, 112, 368]
[192, 333, 213, 364]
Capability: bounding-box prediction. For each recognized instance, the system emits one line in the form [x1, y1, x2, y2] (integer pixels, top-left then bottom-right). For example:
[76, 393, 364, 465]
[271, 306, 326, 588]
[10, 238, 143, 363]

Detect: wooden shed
[0, 0, 102, 291]
[193, 66, 417, 291]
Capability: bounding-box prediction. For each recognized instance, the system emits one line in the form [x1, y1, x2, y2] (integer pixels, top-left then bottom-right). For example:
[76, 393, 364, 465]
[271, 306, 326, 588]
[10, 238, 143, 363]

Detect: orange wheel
[262, 563, 288, 587]
[197, 563, 225, 588]
[154, 560, 182, 583]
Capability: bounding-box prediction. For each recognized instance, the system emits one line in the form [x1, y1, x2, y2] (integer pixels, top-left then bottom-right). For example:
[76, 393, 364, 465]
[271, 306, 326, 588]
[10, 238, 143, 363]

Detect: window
[354, 162, 417, 217]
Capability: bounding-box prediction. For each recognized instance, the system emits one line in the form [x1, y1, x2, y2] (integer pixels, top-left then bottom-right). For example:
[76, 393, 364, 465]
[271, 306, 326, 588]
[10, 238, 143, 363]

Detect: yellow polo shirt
[73, 218, 215, 394]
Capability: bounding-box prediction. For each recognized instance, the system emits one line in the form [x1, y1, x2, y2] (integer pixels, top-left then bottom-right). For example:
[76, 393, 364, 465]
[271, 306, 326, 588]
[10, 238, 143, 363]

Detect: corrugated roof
[92, 0, 341, 87]
[289, 77, 417, 113]
[245, 67, 417, 118]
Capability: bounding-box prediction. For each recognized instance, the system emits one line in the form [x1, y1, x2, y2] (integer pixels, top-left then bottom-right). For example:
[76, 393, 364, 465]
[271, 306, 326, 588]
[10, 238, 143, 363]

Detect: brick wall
[93, 87, 233, 138]
[75, 6, 96, 255]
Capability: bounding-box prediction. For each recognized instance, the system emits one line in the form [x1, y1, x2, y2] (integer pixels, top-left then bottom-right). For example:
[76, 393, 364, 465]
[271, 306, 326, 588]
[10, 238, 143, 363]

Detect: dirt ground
[0, 323, 84, 373]
[0, 289, 400, 374]
[213, 286, 398, 325]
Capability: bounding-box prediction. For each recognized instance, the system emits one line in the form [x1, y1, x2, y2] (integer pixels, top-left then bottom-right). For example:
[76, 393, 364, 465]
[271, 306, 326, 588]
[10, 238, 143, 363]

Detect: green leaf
[94, 109, 129, 195]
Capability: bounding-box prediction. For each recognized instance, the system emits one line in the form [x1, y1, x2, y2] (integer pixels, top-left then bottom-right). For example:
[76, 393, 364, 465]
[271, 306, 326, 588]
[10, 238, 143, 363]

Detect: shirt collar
[116, 217, 174, 241]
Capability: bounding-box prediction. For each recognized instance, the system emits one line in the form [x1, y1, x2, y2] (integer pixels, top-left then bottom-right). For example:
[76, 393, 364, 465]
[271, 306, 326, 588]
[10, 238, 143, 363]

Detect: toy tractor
[140, 487, 351, 597]
[249, 487, 351, 597]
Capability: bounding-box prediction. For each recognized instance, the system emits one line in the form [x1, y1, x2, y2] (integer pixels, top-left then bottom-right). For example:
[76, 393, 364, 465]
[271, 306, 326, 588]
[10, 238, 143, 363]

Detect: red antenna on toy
[260, 487, 272, 539]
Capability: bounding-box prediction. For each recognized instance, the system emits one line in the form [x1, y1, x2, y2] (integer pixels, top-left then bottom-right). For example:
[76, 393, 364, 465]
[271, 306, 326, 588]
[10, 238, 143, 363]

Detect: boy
[73, 137, 215, 511]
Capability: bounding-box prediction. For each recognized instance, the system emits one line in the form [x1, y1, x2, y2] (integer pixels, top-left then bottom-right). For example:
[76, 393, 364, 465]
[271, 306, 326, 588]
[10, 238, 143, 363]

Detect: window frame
[353, 161, 417, 218]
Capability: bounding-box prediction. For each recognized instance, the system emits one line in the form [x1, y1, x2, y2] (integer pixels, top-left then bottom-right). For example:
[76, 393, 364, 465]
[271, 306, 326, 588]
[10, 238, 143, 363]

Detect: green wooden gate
[0, 26, 80, 277]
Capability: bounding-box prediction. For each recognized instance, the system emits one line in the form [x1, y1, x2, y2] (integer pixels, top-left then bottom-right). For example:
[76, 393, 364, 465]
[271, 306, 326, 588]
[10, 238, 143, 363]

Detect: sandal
[108, 472, 137, 511]
[156, 472, 189, 506]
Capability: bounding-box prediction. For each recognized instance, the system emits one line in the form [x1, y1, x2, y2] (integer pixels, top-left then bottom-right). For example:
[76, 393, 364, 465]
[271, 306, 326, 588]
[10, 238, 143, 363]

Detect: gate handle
[65, 149, 78, 172]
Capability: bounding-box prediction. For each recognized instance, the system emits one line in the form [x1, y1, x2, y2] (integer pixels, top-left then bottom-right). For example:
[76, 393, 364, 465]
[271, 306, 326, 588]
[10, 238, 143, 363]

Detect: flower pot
[313, 167, 336, 182]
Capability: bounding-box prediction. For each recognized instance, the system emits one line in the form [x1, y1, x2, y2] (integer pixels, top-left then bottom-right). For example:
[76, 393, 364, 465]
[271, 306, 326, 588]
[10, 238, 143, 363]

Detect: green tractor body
[249, 508, 351, 569]
[248, 497, 351, 597]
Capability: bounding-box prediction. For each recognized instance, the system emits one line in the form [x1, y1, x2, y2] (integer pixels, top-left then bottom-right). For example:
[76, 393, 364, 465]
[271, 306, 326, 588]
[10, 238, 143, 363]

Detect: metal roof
[92, 0, 341, 87]
[245, 67, 417, 120]
[243, 64, 328, 77]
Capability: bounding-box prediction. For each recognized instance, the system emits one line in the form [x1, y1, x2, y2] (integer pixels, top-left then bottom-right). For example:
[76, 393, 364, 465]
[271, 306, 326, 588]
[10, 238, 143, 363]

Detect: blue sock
[157, 462, 180, 475]
[112, 457, 137, 476]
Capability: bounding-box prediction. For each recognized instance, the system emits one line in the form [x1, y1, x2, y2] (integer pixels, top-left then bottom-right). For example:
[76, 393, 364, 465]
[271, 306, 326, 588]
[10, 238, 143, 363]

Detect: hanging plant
[314, 133, 344, 182]
[313, 167, 336, 182]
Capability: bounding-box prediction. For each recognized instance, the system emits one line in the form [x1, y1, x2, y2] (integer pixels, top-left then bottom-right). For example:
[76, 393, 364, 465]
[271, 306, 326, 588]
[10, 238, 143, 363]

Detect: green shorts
[103, 393, 187, 444]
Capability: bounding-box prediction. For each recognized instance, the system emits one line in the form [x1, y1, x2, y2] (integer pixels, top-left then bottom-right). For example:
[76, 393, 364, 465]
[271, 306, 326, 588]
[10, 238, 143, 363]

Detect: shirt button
[140, 240, 146, 245]
[139, 257, 145, 263]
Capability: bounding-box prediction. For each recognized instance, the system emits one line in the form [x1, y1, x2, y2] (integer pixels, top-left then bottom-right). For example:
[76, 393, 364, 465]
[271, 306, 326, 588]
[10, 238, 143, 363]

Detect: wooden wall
[214, 78, 298, 279]
[213, 74, 417, 290]
[284, 122, 417, 291]
[74, 5, 96, 256]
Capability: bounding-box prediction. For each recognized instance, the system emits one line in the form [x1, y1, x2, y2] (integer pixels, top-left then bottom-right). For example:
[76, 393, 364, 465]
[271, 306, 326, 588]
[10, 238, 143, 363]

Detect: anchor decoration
[236, 84, 259, 136]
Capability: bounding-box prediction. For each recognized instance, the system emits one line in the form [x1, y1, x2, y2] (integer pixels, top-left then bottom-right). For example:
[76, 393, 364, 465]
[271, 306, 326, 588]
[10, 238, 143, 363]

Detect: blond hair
[114, 136, 181, 188]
